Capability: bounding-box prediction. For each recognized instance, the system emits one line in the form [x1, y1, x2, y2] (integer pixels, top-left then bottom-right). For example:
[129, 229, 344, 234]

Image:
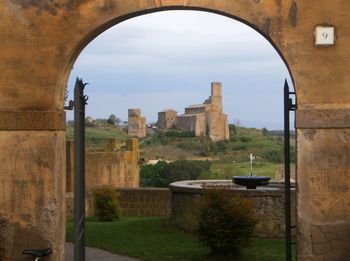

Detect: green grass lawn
[66, 217, 293, 261]
[66, 126, 130, 148]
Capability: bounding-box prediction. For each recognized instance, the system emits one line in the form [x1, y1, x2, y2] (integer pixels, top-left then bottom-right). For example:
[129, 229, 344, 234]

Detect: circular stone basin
[233, 176, 271, 189]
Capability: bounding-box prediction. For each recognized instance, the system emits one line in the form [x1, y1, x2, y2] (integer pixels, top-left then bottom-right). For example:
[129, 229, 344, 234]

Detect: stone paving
[65, 243, 140, 261]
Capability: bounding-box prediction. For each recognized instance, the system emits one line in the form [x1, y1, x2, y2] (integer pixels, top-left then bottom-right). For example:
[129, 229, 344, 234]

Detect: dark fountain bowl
[232, 176, 271, 189]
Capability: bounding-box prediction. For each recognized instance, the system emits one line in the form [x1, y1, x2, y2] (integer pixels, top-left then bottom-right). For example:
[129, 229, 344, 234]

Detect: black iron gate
[284, 79, 296, 261]
[65, 78, 88, 261]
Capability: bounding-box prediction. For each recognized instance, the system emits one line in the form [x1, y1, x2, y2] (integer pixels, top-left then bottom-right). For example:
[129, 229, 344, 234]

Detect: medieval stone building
[128, 109, 146, 138]
[157, 109, 177, 129]
[176, 82, 230, 141]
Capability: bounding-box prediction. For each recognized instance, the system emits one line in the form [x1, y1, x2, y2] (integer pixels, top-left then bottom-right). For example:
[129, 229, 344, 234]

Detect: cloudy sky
[66, 10, 293, 130]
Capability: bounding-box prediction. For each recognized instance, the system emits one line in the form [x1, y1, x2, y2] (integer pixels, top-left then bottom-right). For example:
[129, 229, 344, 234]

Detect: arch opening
[64, 9, 297, 260]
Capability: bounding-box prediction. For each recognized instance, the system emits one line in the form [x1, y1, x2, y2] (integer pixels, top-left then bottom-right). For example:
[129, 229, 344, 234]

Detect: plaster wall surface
[0, 0, 350, 260]
[0, 131, 65, 261]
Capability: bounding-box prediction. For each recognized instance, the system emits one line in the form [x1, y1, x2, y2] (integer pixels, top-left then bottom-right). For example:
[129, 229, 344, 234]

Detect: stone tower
[177, 82, 230, 141]
[128, 109, 146, 138]
[157, 109, 177, 129]
[207, 82, 223, 112]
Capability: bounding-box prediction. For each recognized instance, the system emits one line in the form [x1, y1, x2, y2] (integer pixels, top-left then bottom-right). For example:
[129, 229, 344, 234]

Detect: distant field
[66, 125, 130, 148]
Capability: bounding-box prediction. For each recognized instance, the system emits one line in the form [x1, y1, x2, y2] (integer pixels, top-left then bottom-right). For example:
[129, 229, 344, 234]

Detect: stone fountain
[232, 153, 271, 189]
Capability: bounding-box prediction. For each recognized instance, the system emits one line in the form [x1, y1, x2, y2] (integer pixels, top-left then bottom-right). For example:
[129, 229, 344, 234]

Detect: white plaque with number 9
[315, 26, 335, 46]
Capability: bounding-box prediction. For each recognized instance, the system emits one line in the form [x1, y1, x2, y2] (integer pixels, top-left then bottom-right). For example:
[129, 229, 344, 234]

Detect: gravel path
[65, 243, 140, 261]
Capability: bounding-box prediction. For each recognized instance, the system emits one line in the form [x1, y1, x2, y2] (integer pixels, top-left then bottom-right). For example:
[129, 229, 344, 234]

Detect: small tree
[262, 127, 269, 136]
[197, 188, 258, 258]
[107, 114, 117, 125]
[92, 187, 121, 222]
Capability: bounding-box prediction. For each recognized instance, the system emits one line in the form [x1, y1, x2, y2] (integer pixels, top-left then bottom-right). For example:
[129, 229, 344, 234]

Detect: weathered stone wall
[176, 114, 197, 133]
[157, 110, 177, 129]
[128, 109, 146, 138]
[65, 188, 171, 219]
[184, 105, 208, 114]
[176, 113, 206, 136]
[117, 188, 171, 217]
[170, 181, 296, 238]
[296, 128, 350, 260]
[66, 139, 140, 193]
[206, 112, 230, 141]
[0, 131, 66, 261]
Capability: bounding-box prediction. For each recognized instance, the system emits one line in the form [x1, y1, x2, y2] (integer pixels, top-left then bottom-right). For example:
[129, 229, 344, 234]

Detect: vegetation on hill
[66, 125, 129, 148]
[66, 121, 295, 184]
[140, 125, 295, 185]
[140, 160, 211, 187]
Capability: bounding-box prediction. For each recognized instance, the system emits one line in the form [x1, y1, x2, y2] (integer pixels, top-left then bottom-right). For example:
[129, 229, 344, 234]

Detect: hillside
[140, 126, 295, 180]
[66, 123, 295, 181]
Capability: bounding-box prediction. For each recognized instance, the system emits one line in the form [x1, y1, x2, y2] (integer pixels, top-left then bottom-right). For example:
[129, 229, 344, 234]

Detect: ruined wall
[66, 138, 140, 193]
[206, 112, 230, 142]
[157, 110, 177, 129]
[205, 82, 223, 112]
[177, 113, 206, 136]
[128, 109, 146, 138]
[184, 105, 208, 114]
[1, 1, 350, 260]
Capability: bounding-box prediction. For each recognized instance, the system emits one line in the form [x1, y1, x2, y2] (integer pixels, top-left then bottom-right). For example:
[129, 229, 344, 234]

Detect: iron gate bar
[74, 78, 88, 261]
[284, 79, 296, 261]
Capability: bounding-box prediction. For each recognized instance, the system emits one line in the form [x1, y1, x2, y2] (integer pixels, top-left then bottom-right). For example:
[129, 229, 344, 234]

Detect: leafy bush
[262, 149, 284, 163]
[165, 130, 195, 137]
[240, 136, 252, 143]
[140, 160, 211, 187]
[229, 124, 238, 136]
[232, 144, 247, 150]
[92, 187, 121, 222]
[197, 188, 258, 258]
[262, 127, 269, 136]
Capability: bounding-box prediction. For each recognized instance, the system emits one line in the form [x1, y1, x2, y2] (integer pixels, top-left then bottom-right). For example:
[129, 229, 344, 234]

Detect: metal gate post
[284, 79, 296, 261]
[74, 78, 88, 261]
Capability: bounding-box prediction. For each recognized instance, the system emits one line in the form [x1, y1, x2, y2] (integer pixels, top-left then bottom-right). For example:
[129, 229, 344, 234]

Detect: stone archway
[1, 1, 350, 260]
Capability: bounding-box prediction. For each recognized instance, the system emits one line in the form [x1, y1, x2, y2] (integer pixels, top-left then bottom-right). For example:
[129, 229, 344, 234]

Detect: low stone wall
[170, 180, 296, 238]
[118, 188, 171, 217]
[66, 138, 140, 193]
[66, 188, 171, 219]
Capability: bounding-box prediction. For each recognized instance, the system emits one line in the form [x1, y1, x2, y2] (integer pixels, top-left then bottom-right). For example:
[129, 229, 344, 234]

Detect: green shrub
[140, 160, 211, 187]
[229, 124, 238, 136]
[232, 144, 247, 150]
[240, 136, 252, 143]
[165, 130, 195, 137]
[262, 149, 284, 163]
[92, 187, 121, 222]
[197, 188, 258, 258]
[262, 127, 269, 136]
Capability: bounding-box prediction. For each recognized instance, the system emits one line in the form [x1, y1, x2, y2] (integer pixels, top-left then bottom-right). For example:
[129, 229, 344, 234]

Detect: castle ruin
[173, 82, 230, 141]
[157, 109, 177, 129]
[128, 109, 146, 138]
